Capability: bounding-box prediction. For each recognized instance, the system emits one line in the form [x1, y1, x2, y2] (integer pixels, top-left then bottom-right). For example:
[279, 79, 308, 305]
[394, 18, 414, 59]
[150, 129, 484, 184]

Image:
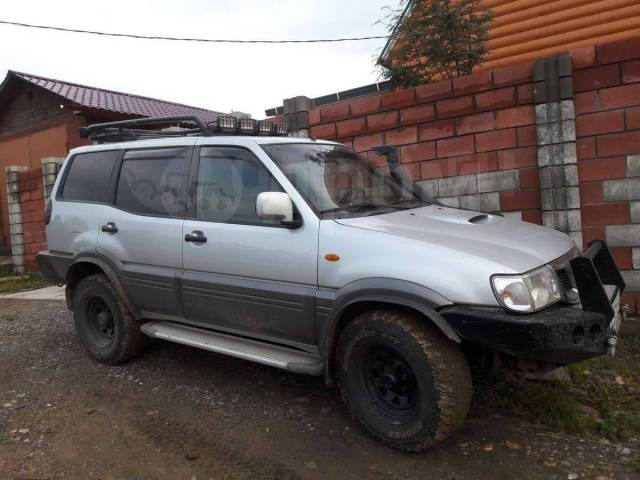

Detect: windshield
[262, 143, 429, 218]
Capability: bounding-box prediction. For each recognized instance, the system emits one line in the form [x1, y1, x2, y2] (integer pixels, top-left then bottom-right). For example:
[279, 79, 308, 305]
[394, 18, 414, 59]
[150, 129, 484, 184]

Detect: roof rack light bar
[80, 115, 289, 144]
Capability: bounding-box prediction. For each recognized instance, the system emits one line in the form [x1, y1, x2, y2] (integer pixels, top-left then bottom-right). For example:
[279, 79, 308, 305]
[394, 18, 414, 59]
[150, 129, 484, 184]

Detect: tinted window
[116, 147, 189, 217]
[195, 147, 283, 224]
[62, 150, 119, 202]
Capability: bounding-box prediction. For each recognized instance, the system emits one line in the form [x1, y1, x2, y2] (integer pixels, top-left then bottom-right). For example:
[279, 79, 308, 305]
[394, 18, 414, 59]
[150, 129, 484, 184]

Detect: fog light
[589, 324, 602, 342]
[572, 326, 585, 345]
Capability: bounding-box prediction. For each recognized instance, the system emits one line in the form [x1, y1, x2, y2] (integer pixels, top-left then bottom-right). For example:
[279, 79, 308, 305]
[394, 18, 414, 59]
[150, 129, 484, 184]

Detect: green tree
[381, 0, 492, 87]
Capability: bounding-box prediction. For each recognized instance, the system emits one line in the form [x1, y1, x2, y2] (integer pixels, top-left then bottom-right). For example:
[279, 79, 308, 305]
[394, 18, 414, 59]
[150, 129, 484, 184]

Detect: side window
[62, 150, 119, 202]
[195, 147, 283, 225]
[115, 147, 189, 217]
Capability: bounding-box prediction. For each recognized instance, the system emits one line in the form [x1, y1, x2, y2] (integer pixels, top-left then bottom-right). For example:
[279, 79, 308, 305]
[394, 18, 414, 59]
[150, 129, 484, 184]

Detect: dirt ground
[0, 299, 638, 480]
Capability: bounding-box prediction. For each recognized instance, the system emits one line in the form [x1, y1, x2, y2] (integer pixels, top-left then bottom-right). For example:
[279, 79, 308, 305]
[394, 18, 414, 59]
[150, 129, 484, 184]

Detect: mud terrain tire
[337, 309, 472, 452]
[73, 274, 145, 364]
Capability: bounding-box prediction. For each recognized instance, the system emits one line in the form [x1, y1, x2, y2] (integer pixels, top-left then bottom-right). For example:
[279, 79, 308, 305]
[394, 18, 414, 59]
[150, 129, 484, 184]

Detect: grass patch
[0, 273, 51, 293]
[0, 263, 13, 277]
[475, 333, 640, 442]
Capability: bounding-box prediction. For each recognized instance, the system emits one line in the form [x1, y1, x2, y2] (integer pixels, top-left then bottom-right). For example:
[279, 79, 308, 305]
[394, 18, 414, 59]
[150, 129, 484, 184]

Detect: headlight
[491, 265, 561, 313]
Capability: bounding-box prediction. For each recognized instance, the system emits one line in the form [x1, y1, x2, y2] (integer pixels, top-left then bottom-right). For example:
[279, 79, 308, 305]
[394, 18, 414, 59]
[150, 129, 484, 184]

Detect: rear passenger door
[181, 145, 319, 348]
[97, 144, 193, 317]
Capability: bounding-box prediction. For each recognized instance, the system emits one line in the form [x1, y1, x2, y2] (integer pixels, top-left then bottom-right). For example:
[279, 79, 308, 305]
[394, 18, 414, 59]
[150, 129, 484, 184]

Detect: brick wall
[309, 63, 541, 223]
[572, 37, 640, 313]
[5, 158, 62, 274]
[306, 36, 640, 314]
[18, 169, 46, 272]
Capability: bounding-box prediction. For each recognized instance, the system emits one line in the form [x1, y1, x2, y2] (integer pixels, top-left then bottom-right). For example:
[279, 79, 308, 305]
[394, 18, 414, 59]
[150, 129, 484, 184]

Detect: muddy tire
[73, 274, 145, 364]
[336, 309, 472, 452]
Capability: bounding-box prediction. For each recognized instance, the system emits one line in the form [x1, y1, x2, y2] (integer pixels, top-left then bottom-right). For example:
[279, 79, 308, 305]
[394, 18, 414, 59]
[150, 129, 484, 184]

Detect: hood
[335, 205, 576, 273]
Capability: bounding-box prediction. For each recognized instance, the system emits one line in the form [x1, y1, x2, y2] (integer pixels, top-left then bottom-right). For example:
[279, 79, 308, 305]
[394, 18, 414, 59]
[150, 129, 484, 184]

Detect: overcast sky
[0, 0, 399, 118]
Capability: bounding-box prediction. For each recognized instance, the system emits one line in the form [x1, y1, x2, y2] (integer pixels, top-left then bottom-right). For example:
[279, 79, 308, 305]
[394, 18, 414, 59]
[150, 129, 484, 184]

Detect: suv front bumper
[440, 240, 627, 365]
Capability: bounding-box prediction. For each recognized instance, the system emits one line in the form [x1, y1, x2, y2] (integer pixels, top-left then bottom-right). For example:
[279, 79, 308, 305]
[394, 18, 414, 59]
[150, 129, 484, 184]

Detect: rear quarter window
[61, 150, 119, 202]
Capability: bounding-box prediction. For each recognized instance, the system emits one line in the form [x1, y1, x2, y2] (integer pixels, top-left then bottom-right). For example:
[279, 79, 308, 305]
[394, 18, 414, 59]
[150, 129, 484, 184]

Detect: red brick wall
[16, 169, 46, 272]
[572, 37, 640, 314]
[309, 61, 541, 223]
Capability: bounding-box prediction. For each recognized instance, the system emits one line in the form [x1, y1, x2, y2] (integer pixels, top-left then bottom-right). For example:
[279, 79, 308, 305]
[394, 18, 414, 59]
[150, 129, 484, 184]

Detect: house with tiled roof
[0, 70, 225, 251]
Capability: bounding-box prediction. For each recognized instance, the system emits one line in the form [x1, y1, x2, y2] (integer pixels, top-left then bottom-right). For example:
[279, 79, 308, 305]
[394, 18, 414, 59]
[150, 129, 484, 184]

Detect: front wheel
[337, 310, 472, 452]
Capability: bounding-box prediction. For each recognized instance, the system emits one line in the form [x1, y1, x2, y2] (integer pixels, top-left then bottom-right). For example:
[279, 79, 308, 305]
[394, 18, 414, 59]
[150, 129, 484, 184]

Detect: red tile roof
[9, 70, 224, 123]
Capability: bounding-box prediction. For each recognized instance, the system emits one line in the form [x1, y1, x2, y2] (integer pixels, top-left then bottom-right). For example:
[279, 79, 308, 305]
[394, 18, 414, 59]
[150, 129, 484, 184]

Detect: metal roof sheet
[9, 70, 224, 123]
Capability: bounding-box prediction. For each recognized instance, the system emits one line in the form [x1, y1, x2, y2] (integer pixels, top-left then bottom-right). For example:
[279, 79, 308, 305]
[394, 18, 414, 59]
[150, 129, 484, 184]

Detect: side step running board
[140, 321, 323, 375]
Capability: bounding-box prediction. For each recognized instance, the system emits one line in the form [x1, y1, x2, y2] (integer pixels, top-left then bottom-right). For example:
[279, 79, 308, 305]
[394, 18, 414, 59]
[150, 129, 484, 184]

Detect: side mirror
[256, 192, 301, 228]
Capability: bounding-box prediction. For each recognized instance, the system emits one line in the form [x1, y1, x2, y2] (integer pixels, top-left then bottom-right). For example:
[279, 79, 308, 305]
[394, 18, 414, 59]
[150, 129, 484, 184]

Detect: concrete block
[548, 102, 561, 123]
[459, 192, 500, 212]
[543, 211, 555, 228]
[606, 224, 640, 247]
[12, 244, 24, 255]
[628, 155, 640, 177]
[541, 189, 554, 211]
[561, 120, 576, 142]
[569, 231, 583, 248]
[438, 196, 461, 208]
[477, 170, 519, 193]
[8, 213, 21, 225]
[438, 174, 477, 197]
[535, 104, 547, 124]
[7, 182, 19, 194]
[622, 270, 640, 291]
[5, 165, 27, 174]
[11, 223, 22, 235]
[562, 143, 577, 164]
[567, 209, 582, 232]
[10, 233, 23, 246]
[538, 145, 551, 167]
[417, 179, 438, 198]
[7, 203, 20, 215]
[561, 100, 575, 120]
[631, 202, 640, 223]
[540, 165, 579, 189]
[633, 248, 640, 270]
[503, 211, 523, 222]
[603, 178, 640, 202]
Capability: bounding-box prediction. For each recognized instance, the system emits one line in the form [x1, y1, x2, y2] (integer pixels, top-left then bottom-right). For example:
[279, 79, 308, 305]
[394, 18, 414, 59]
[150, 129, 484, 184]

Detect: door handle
[101, 222, 118, 233]
[185, 231, 207, 243]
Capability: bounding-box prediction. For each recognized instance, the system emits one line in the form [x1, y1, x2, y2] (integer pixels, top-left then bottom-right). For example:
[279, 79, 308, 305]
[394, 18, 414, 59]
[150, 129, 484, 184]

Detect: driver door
[180, 145, 319, 348]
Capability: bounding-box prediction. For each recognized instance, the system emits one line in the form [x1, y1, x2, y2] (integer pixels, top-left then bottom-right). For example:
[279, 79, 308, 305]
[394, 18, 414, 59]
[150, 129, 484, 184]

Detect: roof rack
[80, 115, 290, 144]
[79, 116, 212, 143]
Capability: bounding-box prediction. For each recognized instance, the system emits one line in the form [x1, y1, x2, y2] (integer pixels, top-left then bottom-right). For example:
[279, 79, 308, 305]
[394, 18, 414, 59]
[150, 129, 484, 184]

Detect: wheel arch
[65, 255, 139, 318]
[320, 278, 461, 384]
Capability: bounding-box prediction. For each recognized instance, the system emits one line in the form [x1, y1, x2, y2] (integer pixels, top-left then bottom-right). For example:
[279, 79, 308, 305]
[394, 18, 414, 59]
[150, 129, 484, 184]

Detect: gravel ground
[0, 298, 638, 480]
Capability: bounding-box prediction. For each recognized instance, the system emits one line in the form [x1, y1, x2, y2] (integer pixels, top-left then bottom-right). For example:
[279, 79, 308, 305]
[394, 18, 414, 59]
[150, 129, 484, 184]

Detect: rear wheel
[337, 309, 472, 452]
[73, 274, 145, 364]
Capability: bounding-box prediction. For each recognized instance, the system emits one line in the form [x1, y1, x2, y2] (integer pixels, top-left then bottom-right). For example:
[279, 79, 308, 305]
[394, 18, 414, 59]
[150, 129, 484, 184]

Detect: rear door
[181, 144, 319, 348]
[97, 143, 194, 317]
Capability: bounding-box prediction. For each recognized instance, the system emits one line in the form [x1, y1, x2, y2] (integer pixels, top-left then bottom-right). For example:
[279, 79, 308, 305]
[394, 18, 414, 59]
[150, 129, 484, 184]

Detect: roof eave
[376, 0, 416, 68]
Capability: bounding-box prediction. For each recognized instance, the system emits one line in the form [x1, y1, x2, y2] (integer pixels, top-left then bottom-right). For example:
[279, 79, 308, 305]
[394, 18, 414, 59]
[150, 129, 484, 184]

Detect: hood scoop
[468, 213, 503, 224]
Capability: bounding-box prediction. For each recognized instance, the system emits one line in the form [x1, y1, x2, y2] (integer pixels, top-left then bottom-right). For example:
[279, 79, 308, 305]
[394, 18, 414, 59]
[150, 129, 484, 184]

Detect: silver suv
[38, 115, 627, 452]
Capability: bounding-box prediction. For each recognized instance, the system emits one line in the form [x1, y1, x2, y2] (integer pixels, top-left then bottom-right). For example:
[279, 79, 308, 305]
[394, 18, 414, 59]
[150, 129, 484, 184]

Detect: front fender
[318, 277, 460, 355]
